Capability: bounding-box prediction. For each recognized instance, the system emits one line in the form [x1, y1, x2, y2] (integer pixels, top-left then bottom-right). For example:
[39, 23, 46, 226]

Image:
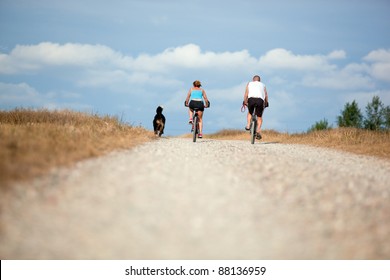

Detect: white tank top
[248, 81, 266, 100]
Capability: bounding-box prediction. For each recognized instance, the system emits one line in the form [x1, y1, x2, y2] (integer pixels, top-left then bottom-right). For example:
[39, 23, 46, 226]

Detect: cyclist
[185, 80, 209, 138]
[243, 75, 268, 139]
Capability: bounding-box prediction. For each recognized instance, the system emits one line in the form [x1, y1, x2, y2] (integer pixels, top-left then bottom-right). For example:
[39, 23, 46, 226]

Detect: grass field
[1, 109, 389, 186]
[208, 128, 390, 159]
[0, 109, 154, 186]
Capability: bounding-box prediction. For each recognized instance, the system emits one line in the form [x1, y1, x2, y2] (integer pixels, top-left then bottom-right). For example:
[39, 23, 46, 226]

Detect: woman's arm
[185, 88, 192, 106]
[202, 89, 209, 107]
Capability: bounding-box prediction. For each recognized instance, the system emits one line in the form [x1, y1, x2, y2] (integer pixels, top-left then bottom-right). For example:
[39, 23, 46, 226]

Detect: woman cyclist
[185, 80, 209, 138]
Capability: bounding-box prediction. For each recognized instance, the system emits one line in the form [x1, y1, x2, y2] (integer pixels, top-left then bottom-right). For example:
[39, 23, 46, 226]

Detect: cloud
[364, 49, 390, 82]
[209, 83, 247, 102]
[2, 43, 386, 90]
[0, 82, 40, 104]
[1, 42, 389, 135]
[77, 69, 183, 93]
[0, 42, 129, 74]
[0, 42, 257, 74]
[302, 68, 375, 90]
[131, 44, 256, 73]
[327, 50, 346, 60]
[258, 48, 338, 72]
[364, 49, 390, 62]
[0, 82, 89, 110]
[257, 48, 389, 90]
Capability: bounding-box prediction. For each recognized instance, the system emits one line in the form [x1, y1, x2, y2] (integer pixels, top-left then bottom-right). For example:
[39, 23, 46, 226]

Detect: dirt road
[1, 138, 389, 259]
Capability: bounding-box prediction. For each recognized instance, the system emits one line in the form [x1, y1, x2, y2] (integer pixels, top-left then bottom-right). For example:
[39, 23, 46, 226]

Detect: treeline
[309, 96, 390, 132]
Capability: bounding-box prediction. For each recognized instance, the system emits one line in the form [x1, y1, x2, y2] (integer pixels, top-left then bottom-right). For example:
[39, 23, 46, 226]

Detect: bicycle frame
[192, 108, 200, 142]
[185, 100, 208, 143]
[250, 105, 258, 144]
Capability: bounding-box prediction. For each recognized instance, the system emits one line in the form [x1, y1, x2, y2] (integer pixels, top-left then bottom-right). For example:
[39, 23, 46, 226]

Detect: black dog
[153, 106, 165, 137]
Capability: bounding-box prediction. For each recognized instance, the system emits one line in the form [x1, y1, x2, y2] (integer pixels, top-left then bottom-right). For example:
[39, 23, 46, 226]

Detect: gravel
[1, 138, 389, 259]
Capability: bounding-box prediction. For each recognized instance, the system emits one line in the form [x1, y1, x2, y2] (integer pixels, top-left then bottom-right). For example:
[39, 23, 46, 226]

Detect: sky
[1, 0, 390, 135]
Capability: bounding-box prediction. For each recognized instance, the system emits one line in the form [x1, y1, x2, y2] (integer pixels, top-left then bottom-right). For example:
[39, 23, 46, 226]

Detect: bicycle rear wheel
[192, 115, 198, 142]
[250, 117, 257, 144]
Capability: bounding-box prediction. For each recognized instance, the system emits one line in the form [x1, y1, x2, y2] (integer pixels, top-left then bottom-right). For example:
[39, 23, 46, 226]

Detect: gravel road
[1, 138, 389, 259]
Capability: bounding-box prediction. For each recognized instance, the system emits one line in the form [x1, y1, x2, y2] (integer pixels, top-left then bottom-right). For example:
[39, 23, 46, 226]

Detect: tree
[364, 96, 385, 130]
[337, 100, 363, 128]
[383, 105, 390, 130]
[308, 118, 332, 132]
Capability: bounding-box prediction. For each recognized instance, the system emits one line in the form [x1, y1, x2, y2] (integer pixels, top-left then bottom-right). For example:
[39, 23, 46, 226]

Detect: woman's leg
[198, 111, 204, 134]
[188, 108, 193, 123]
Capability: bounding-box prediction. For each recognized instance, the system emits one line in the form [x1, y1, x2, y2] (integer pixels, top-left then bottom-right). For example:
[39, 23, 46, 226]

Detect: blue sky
[1, 0, 389, 135]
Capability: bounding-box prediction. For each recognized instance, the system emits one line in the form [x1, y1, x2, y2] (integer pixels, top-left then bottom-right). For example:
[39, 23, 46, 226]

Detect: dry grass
[2, 109, 389, 187]
[208, 128, 390, 160]
[0, 109, 154, 186]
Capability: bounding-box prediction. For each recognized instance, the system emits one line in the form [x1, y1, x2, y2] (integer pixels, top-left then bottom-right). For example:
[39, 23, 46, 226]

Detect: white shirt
[247, 81, 266, 100]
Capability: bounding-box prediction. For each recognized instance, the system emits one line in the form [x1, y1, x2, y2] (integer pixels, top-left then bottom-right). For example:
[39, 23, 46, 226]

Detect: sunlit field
[0, 109, 154, 186]
[2, 109, 389, 187]
[207, 128, 390, 159]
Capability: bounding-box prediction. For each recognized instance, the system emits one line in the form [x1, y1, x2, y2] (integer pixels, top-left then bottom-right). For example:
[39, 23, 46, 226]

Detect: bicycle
[191, 107, 201, 142]
[185, 101, 210, 142]
[250, 104, 258, 144]
[242, 100, 267, 144]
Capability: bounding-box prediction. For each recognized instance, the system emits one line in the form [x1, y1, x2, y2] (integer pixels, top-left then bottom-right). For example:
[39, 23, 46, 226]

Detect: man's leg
[257, 117, 262, 132]
[246, 112, 251, 129]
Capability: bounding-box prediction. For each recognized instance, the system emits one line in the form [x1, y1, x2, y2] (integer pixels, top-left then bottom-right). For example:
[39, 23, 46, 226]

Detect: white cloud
[258, 48, 338, 72]
[363, 49, 390, 82]
[2, 43, 386, 91]
[0, 42, 129, 74]
[302, 68, 375, 90]
[370, 63, 390, 82]
[77, 70, 147, 88]
[1, 43, 389, 134]
[256, 48, 375, 90]
[208, 83, 247, 102]
[0, 82, 40, 104]
[0, 42, 256, 77]
[77, 69, 183, 93]
[327, 50, 346, 60]
[0, 82, 89, 110]
[364, 49, 390, 62]
[132, 44, 257, 72]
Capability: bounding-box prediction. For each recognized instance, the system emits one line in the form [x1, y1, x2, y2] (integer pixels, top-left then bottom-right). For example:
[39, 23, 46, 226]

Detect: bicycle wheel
[250, 117, 257, 144]
[192, 115, 198, 142]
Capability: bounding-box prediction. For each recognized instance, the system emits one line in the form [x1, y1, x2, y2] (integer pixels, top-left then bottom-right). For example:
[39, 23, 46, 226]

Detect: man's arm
[243, 83, 249, 104]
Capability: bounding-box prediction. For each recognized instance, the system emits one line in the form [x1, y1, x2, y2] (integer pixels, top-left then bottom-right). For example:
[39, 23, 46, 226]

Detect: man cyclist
[243, 75, 268, 139]
[185, 80, 209, 138]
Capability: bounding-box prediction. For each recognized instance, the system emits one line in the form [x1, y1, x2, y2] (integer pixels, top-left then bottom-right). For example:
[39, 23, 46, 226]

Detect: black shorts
[248, 97, 264, 117]
[189, 100, 204, 112]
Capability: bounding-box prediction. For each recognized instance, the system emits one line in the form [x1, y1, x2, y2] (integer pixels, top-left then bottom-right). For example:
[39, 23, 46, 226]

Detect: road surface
[1, 138, 389, 259]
